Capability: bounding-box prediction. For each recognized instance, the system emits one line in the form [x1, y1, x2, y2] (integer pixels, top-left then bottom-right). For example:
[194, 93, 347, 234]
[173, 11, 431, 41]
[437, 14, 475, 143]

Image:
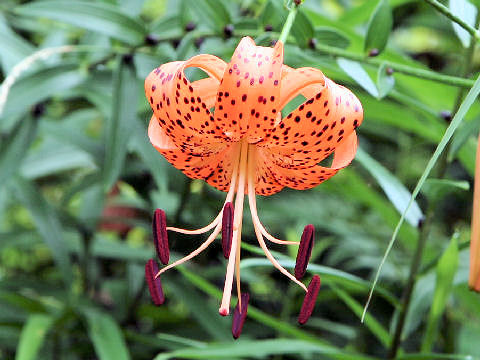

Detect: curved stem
[424, 0, 480, 40]
[278, 2, 299, 44]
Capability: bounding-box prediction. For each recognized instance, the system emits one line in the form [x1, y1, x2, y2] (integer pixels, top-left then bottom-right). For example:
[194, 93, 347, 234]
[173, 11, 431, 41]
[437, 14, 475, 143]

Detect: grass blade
[15, 314, 54, 360]
[362, 73, 480, 321]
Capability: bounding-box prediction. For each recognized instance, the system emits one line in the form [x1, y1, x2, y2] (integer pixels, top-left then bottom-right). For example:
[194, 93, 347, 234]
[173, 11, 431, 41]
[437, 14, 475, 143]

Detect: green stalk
[278, 1, 300, 44]
[424, 0, 480, 40]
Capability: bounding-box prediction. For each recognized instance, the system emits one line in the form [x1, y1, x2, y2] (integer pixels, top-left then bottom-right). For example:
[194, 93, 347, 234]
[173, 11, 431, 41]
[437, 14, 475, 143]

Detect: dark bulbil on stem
[295, 224, 315, 280]
[145, 259, 165, 306]
[185, 22, 196, 32]
[232, 292, 249, 339]
[298, 275, 321, 324]
[224, 24, 234, 38]
[264, 24, 273, 32]
[153, 209, 169, 265]
[222, 202, 234, 259]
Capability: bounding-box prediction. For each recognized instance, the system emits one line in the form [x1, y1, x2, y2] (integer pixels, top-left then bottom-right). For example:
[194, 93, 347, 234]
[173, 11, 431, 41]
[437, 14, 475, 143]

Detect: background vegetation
[1, 0, 480, 358]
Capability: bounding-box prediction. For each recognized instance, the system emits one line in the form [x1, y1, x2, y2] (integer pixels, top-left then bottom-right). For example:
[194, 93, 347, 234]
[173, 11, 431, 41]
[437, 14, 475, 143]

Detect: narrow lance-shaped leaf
[337, 58, 379, 98]
[449, 0, 477, 47]
[376, 63, 395, 99]
[84, 309, 131, 360]
[355, 147, 424, 227]
[14, 0, 146, 45]
[103, 57, 138, 191]
[422, 235, 459, 352]
[15, 314, 54, 360]
[364, 0, 393, 55]
[0, 116, 37, 185]
[13, 177, 73, 287]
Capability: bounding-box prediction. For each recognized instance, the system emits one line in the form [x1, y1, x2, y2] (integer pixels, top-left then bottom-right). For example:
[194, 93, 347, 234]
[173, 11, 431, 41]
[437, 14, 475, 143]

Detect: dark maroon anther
[145, 259, 165, 306]
[222, 202, 234, 259]
[153, 209, 169, 265]
[298, 275, 321, 325]
[295, 224, 315, 280]
[232, 292, 249, 339]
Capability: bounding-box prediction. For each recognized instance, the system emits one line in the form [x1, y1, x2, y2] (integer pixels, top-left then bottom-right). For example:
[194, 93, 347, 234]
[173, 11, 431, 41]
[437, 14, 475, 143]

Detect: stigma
[145, 139, 320, 338]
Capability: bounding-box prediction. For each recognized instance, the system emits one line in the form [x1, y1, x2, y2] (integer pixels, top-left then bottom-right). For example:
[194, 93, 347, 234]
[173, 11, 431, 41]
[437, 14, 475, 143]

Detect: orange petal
[258, 74, 363, 169]
[145, 54, 227, 155]
[260, 132, 358, 190]
[149, 115, 235, 192]
[253, 147, 284, 196]
[213, 37, 284, 142]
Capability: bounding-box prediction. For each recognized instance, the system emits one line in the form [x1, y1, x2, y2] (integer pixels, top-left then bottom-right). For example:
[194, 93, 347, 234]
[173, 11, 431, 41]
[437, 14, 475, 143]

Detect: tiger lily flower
[470, 135, 480, 292]
[144, 37, 363, 336]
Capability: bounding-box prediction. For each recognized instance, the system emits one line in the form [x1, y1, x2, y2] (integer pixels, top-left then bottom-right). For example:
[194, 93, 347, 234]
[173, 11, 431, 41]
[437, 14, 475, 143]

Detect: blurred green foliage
[0, 0, 480, 359]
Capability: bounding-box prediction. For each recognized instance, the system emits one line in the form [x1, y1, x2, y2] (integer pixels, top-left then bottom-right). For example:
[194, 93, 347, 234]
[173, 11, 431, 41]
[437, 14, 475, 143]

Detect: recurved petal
[144, 54, 228, 154]
[261, 132, 358, 190]
[259, 73, 363, 169]
[148, 116, 235, 192]
[213, 37, 284, 142]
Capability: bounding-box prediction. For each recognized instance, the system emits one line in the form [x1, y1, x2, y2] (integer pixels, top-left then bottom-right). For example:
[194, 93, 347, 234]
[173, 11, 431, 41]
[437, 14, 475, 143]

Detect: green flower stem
[311, 42, 475, 88]
[278, 1, 300, 44]
[424, 0, 480, 40]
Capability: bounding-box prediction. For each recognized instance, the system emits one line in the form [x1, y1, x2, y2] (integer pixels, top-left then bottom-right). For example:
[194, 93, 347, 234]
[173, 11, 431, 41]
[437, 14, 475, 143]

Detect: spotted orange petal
[214, 37, 284, 142]
[145, 54, 227, 155]
[259, 69, 363, 170]
[263, 131, 358, 190]
[148, 115, 235, 192]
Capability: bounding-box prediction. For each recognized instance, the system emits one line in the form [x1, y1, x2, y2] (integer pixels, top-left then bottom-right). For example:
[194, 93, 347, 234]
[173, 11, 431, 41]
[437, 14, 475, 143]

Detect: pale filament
[247, 146, 307, 293]
[155, 145, 241, 278]
[166, 146, 241, 235]
[219, 140, 249, 316]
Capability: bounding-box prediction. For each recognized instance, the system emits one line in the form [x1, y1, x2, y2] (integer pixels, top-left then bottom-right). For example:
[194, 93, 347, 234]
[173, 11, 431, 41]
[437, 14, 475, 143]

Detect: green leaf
[364, 0, 393, 55]
[330, 284, 390, 348]
[184, 0, 231, 31]
[14, 1, 146, 45]
[422, 235, 459, 352]
[422, 178, 469, 204]
[0, 14, 35, 73]
[364, 73, 480, 321]
[356, 147, 424, 227]
[337, 58, 379, 97]
[291, 10, 315, 47]
[15, 314, 54, 360]
[155, 338, 375, 360]
[103, 58, 138, 191]
[0, 116, 37, 185]
[84, 309, 131, 360]
[449, 0, 477, 47]
[13, 177, 73, 287]
[376, 63, 395, 99]
[314, 27, 351, 49]
[0, 64, 85, 126]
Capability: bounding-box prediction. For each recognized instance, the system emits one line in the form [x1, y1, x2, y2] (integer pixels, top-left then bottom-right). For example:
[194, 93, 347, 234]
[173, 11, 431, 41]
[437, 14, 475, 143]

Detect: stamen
[232, 292, 249, 339]
[247, 146, 307, 292]
[295, 224, 315, 280]
[222, 202, 234, 258]
[156, 223, 221, 276]
[220, 140, 248, 316]
[145, 259, 165, 305]
[152, 209, 169, 265]
[298, 275, 321, 325]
